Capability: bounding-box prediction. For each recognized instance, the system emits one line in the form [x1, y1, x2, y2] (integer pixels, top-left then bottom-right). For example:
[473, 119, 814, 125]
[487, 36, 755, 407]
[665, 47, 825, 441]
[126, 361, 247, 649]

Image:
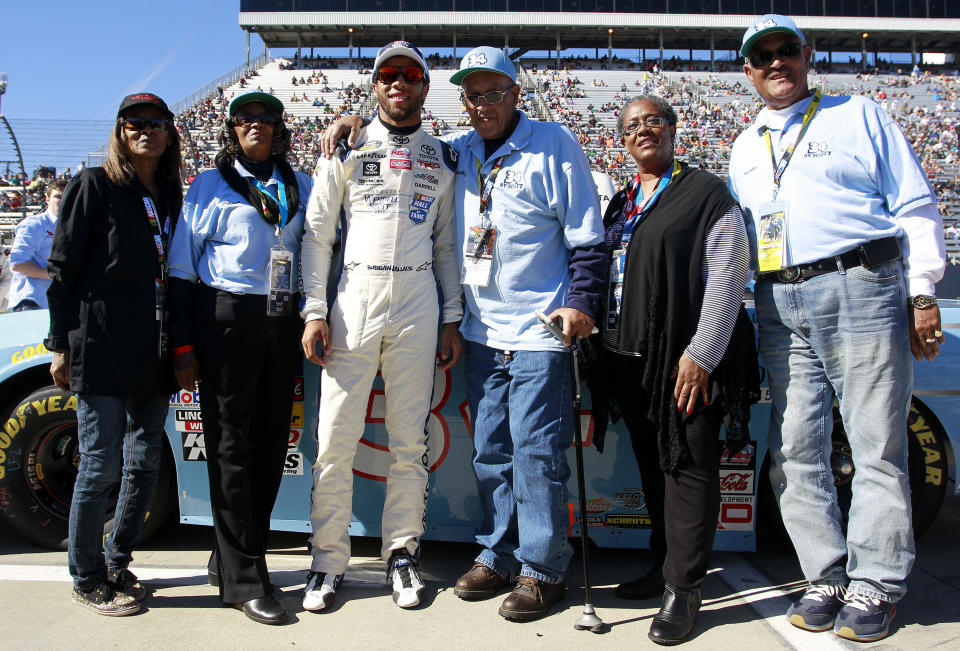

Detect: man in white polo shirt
[729, 14, 945, 643]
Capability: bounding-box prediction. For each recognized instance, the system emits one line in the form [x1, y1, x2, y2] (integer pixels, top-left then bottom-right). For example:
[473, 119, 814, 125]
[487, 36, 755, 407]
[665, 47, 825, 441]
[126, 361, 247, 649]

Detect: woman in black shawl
[594, 95, 758, 645]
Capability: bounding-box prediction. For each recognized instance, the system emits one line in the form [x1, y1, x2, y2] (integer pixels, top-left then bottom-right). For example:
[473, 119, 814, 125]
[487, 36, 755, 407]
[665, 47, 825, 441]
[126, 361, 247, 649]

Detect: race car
[0, 304, 956, 550]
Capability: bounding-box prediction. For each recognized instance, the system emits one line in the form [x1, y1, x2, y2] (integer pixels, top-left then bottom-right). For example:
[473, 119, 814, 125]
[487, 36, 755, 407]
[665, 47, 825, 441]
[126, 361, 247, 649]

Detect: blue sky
[1, 0, 251, 120]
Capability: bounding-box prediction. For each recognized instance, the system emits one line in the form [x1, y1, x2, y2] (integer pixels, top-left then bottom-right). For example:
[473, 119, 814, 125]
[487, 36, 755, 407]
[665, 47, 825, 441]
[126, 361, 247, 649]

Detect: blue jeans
[756, 259, 914, 602]
[464, 340, 574, 584]
[68, 394, 168, 591]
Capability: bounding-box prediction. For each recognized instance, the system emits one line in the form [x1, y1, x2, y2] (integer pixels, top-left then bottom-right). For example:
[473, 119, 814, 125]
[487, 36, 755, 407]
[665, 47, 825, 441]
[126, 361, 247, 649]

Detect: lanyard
[254, 176, 289, 231]
[476, 155, 507, 227]
[142, 195, 168, 285]
[762, 89, 822, 198]
[622, 159, 681, 241]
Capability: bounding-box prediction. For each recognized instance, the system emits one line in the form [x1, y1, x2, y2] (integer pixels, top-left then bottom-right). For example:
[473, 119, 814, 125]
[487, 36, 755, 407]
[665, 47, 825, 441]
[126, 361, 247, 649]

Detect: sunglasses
[461, 89, 513, 108]
[234, 112, 280, 127]
[375, 66, 424, 85]
[121, 118, 170, 132]
[748, 41, 804, 68]
[623, 116, 670, 134]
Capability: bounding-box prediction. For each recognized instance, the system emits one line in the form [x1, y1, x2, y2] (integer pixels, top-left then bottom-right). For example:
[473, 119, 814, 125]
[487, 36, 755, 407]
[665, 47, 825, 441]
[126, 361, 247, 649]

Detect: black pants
[610, 354, 722, 591]
[195, 284, 302, 603]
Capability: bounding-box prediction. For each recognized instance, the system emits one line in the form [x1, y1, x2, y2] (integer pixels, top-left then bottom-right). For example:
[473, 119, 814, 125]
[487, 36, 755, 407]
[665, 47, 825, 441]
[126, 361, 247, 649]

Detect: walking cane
[535, 311, 602, 632]
[570, 339, 603, 632]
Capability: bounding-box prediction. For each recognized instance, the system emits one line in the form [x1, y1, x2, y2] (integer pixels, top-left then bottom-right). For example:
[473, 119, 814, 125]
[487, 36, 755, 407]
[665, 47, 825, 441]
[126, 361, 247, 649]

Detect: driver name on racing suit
[299, 41, 463, 612]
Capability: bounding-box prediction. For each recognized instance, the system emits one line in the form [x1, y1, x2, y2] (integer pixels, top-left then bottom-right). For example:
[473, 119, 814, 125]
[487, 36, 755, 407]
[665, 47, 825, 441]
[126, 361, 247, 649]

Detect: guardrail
[171, 53, 272, 116]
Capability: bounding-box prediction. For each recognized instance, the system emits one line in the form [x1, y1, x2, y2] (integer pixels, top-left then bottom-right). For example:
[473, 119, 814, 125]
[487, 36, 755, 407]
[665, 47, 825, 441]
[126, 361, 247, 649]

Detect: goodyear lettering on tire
[909, 404, 944, 487]
[0, 395, 78, 479]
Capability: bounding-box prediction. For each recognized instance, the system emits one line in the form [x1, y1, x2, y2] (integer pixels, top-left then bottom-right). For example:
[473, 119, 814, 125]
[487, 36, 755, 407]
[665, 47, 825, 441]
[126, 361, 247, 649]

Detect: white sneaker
[302, 571, 342, 611]
[388, 551, 425, 609]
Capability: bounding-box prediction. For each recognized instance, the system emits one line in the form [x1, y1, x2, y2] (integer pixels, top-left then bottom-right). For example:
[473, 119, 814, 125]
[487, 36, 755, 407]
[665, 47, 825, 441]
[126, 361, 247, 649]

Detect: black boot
[648, 584, 701, 645]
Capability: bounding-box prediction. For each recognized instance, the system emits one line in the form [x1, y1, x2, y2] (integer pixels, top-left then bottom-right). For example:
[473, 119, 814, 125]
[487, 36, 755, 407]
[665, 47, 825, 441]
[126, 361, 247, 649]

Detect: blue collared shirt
[729, 93, 937, 268]
[8, 210, 56, 308]
[168, 161, 311, 294]
[448, 113, 604, 351]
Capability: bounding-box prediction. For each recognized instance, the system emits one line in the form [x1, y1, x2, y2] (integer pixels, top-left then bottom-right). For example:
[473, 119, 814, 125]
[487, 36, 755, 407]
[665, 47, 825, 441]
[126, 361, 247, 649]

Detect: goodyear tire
[758, 398, 949, 546]
[0, 386, 175, 550]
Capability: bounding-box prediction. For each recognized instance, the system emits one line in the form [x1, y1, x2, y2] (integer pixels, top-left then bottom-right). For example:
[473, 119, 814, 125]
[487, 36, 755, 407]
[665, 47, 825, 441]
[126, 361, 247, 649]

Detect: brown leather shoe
[454, 563, 510, 600]
[498, 576, 567, 621]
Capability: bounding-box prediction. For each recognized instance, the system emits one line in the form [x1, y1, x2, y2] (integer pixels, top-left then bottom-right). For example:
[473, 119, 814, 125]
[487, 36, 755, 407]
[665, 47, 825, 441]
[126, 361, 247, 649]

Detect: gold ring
[934, 330, 943, 338]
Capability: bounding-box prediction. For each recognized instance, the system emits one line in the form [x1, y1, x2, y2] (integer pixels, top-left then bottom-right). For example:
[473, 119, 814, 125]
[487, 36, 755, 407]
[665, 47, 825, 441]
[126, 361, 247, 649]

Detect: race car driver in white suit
[299, 41, 463, 611]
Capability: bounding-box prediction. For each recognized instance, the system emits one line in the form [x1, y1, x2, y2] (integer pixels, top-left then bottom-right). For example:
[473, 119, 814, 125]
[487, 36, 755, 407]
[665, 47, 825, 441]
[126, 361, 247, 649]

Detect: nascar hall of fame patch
[409, 208, 428, 224]
[181, 431, 207, 461]
[363, 161, 381, 177]
[410, 193, 435, 211]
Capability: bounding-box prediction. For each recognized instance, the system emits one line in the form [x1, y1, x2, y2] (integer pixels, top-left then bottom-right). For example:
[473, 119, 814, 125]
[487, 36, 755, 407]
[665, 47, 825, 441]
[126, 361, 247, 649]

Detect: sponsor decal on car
[284, 452, 304, 476]
[717, 494, 755, 531]
[614, 487, 646, 512]
[719, 442, 755, 468]
[719, 470, 754, 494]
[585, 497, 611, 514]
[604, 513, 652, 529]
[181, 432, 206, 461]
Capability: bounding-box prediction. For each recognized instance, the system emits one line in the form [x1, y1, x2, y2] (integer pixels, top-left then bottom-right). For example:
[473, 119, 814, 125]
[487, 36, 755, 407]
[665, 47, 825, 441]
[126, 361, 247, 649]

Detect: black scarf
[214, 151, 301, 225]
[589, 164, 760, 473]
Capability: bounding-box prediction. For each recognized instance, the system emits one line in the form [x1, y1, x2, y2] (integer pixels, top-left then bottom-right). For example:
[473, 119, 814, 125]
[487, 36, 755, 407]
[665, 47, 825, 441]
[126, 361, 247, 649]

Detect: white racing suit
[300, 118, 462, 574]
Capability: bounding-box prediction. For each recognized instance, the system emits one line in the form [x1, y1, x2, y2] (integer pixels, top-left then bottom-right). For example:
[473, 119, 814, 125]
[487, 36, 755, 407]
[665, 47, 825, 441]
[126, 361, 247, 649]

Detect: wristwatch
[910, 295, 938, 310]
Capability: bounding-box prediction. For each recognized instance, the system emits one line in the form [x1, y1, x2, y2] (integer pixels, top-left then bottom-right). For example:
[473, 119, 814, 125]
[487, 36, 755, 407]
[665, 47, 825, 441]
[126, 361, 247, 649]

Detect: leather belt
[759, 236, 901, 284]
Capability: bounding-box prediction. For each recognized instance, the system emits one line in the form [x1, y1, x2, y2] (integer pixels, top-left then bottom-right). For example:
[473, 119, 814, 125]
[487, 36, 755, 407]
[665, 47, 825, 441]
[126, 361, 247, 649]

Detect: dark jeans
[196, 285, 302, 603]
[609, 354, 722, 591]
[68, 394, 168, 591]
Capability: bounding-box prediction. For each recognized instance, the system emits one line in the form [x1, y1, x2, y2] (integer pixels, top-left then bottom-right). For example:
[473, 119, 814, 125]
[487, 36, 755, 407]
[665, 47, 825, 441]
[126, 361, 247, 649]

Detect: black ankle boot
[648, 584, 701, 645]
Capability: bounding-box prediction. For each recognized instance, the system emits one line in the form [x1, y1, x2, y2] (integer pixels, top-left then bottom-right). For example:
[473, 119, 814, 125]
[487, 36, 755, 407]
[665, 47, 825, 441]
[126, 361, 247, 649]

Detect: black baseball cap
[117, 93, 174, 119]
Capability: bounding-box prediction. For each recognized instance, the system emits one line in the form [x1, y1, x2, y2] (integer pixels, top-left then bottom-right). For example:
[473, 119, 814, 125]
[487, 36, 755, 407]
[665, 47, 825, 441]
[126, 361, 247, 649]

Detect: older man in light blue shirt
[729, 14, 945, 643]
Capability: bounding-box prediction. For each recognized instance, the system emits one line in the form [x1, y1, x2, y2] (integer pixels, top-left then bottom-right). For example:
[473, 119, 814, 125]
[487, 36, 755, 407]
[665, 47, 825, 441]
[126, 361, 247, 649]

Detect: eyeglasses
[375, 66, 424, 85]
[748, 41, 803, 68]
[622, 116, 670, 134]
[121, 118, 170, 132]
[234, 112, 280, 127]
[461, 89, 513, 108]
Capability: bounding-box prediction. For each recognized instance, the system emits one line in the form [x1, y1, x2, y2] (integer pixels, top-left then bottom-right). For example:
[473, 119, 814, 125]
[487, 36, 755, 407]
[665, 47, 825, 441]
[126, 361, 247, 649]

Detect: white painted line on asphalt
[713, 552, 847, 651]
[0, 563, 389, 588]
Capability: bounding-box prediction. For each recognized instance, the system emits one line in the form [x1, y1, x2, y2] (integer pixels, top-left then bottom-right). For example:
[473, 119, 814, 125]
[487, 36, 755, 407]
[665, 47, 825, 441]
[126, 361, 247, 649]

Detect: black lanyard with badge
[255, 177, 294, 316]
[756, 89, 822, 272]
[462, 155, 507, 287]
[143, 195, 171, 358]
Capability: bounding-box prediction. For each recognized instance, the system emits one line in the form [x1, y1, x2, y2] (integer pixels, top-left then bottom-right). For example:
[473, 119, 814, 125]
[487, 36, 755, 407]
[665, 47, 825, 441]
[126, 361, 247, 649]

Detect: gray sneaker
[108, 568, 148, 602]
[72, 583, 140, 616]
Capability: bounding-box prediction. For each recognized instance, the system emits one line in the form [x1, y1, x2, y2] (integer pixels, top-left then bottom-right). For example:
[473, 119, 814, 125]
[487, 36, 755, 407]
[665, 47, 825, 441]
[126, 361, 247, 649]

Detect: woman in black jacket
[46, 93, 182, 617]
[593, 95, 758, 645]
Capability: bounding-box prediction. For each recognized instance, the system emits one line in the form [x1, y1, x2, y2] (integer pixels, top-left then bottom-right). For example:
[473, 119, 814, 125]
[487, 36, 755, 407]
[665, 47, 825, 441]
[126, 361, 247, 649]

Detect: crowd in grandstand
[4, 61, 958, 259]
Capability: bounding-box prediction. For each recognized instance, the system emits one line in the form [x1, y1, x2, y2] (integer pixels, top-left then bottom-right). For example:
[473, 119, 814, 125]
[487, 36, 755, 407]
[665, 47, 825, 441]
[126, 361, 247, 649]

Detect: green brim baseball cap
[229, 91, 284, 116]
[741, 14, 806, 57]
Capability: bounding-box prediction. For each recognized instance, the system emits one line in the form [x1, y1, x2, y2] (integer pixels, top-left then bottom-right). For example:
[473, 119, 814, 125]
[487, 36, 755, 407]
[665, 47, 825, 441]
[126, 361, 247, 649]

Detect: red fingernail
[687, 408, 692, 414]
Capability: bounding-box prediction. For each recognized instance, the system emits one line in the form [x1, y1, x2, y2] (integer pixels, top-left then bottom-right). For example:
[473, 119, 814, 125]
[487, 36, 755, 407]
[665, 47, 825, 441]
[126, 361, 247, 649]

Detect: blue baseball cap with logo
[741, 14, 806, 57]
[451, 46, 517, 85]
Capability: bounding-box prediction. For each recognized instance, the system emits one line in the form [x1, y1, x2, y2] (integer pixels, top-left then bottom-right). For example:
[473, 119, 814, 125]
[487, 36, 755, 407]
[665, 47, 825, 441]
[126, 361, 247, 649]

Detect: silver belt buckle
[777, 266, 800, 283]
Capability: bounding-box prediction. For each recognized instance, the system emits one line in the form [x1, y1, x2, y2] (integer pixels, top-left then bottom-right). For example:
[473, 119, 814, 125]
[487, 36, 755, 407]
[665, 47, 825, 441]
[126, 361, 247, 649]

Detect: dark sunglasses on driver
[375, 66, 424, 85]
